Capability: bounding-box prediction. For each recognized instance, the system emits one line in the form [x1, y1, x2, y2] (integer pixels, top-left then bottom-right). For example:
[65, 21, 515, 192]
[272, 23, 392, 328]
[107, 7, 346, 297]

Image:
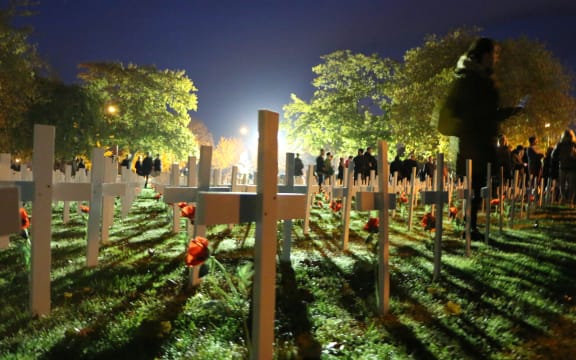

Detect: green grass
[1, 190, 575, 359]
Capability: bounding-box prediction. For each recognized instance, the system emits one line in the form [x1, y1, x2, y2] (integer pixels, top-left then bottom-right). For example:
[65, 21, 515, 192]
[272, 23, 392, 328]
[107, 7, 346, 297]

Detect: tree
[282, 50, 396, 156]
[78, 62, 199, 160]
[212, 137, 244, 170]
[189, 117, 214, 148]
[496, 37, 575, 148]
[23, 78, 105, 160]
[390, 28, 575, 165]
[389, 28, 479, 163]
[0, 2, 43, 153]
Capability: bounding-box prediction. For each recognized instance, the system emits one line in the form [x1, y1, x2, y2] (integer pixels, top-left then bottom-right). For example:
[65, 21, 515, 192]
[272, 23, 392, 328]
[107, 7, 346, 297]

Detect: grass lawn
[1, 188, 575, 359]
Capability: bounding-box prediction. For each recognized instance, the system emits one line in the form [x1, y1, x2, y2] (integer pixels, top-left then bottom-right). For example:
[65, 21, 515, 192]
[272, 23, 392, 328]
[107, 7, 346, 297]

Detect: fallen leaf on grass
[444, 300, 462, 315]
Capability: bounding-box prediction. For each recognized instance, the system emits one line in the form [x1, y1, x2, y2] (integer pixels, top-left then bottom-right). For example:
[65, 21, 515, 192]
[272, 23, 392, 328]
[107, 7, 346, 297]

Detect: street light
[106, 104, 118, 115]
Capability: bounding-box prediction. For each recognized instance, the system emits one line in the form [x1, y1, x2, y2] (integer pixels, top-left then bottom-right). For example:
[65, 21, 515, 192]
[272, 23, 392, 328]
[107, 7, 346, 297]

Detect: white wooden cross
[0, 125, 56, 316]
[50, 148, 126, 265]
[278, 152, 309, 262]
[2, 138, 128, 316]
[331, 160, 373, 251]
[194, 110, 307, 359]
[354, 141, 395, 315]
[420, 154, 449, 282]
[162, 147, 229, 235]
[406, 167, 418, 230]
[480, 162, 493, 244]
[334, 161, 356, 250]
[454, 159, 473, 256]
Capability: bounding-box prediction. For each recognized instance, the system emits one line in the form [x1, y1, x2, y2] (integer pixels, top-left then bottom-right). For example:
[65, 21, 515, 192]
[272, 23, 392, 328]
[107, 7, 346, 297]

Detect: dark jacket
[552, 140, 576, 171]
[315, 155, 324, 176]
[364, 152, 377, 176]
[294, 157, 304, 176]
[440, 55, 518, 177]
[141, 156, 153, 176]
[390, 156, 403, 180]
[402, 158, 419, 180]
[153, 157, 162, 173]
[353, 154, 366, 177]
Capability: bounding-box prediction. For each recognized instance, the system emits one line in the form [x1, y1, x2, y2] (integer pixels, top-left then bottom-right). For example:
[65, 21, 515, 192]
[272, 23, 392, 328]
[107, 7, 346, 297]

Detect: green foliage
[282, 50, 396, 156]
[22, 78, 105, 159]
[497, 37, 575, 148]
[391, 28, 479, 164]
[78, 62, 199, 159]
[0, 1, 44, 154]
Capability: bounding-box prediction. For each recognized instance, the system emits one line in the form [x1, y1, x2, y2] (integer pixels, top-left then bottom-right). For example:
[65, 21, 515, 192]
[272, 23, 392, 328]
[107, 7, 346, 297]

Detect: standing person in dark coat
[363, 146, 377, 182]
[422, 156, 436, 181]
[141, 152, 153, 188]
[551, 129, 576, 204]
[526, 136, 544, 185]
[495, 135, 513, 182]
[439, 37, 521, 239]
[152, 154, 162, 177]
[337, 157, 345, 185]
[353, 148, 366, 185]
[135, 156, 142, 175]
[390, 155, 403, 181]
[315, 149, 325, 192]
[294, 153, 304, 176]
[401, 153, 419, 181]
[120, 154, 131, 170]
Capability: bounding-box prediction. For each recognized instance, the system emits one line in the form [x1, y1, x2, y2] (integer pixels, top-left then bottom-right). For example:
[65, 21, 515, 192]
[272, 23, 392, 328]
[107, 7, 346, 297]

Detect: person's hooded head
[457, 37, 499, 76]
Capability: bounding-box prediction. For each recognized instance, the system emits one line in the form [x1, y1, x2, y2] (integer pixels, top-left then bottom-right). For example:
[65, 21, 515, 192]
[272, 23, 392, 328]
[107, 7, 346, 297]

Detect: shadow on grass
[41, 256, 190, 360]
[276, 261, 322, 359]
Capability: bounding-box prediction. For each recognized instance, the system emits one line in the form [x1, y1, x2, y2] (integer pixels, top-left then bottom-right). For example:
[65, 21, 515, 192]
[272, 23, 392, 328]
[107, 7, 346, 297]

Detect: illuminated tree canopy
[78, 62, 199, 159]
[282, 50, 396, 156]
[212, 137, 244, 169]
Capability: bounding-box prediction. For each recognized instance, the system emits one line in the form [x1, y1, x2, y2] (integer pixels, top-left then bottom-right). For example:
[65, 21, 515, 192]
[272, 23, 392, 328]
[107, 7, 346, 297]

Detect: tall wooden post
[251, 110, 279, 359]
[31, 125, 55, 316]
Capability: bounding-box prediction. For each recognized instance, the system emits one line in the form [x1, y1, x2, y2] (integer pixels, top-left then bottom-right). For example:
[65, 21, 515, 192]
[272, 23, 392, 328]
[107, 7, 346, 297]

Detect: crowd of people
[496, 131, 576, 205]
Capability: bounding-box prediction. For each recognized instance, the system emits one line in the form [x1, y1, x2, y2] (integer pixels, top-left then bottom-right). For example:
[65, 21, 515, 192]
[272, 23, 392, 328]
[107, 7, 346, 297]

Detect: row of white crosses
[0, 124, 141, 316]
[171, 113, 452, 355]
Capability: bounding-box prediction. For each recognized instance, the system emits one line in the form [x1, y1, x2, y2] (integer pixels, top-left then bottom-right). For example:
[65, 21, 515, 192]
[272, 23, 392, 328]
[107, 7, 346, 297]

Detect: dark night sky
[11, 0, 576, 141]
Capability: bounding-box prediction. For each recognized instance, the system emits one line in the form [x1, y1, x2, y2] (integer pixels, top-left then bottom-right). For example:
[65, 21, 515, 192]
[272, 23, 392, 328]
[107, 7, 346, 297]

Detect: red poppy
[20, 208, 30, 230]
[185, 236, 210, 267]
[363, 217, 379, 233]
[154, 193, 162, 201]
[421, 212, 435, 231]
[178, 202, 188, 208]
[80, 205, 90, 213]
[529, 194, 535, 202]
[490, 198, 500, 206]
[330, 200, 342, 212]
[449, 206, 458, 220]
[398, 192, 408, 204]
[181, 205, 196, 221]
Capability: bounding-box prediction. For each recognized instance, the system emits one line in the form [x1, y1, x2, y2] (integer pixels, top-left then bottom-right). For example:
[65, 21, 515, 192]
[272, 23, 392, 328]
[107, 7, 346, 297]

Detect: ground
[0, 189, 575, 359]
